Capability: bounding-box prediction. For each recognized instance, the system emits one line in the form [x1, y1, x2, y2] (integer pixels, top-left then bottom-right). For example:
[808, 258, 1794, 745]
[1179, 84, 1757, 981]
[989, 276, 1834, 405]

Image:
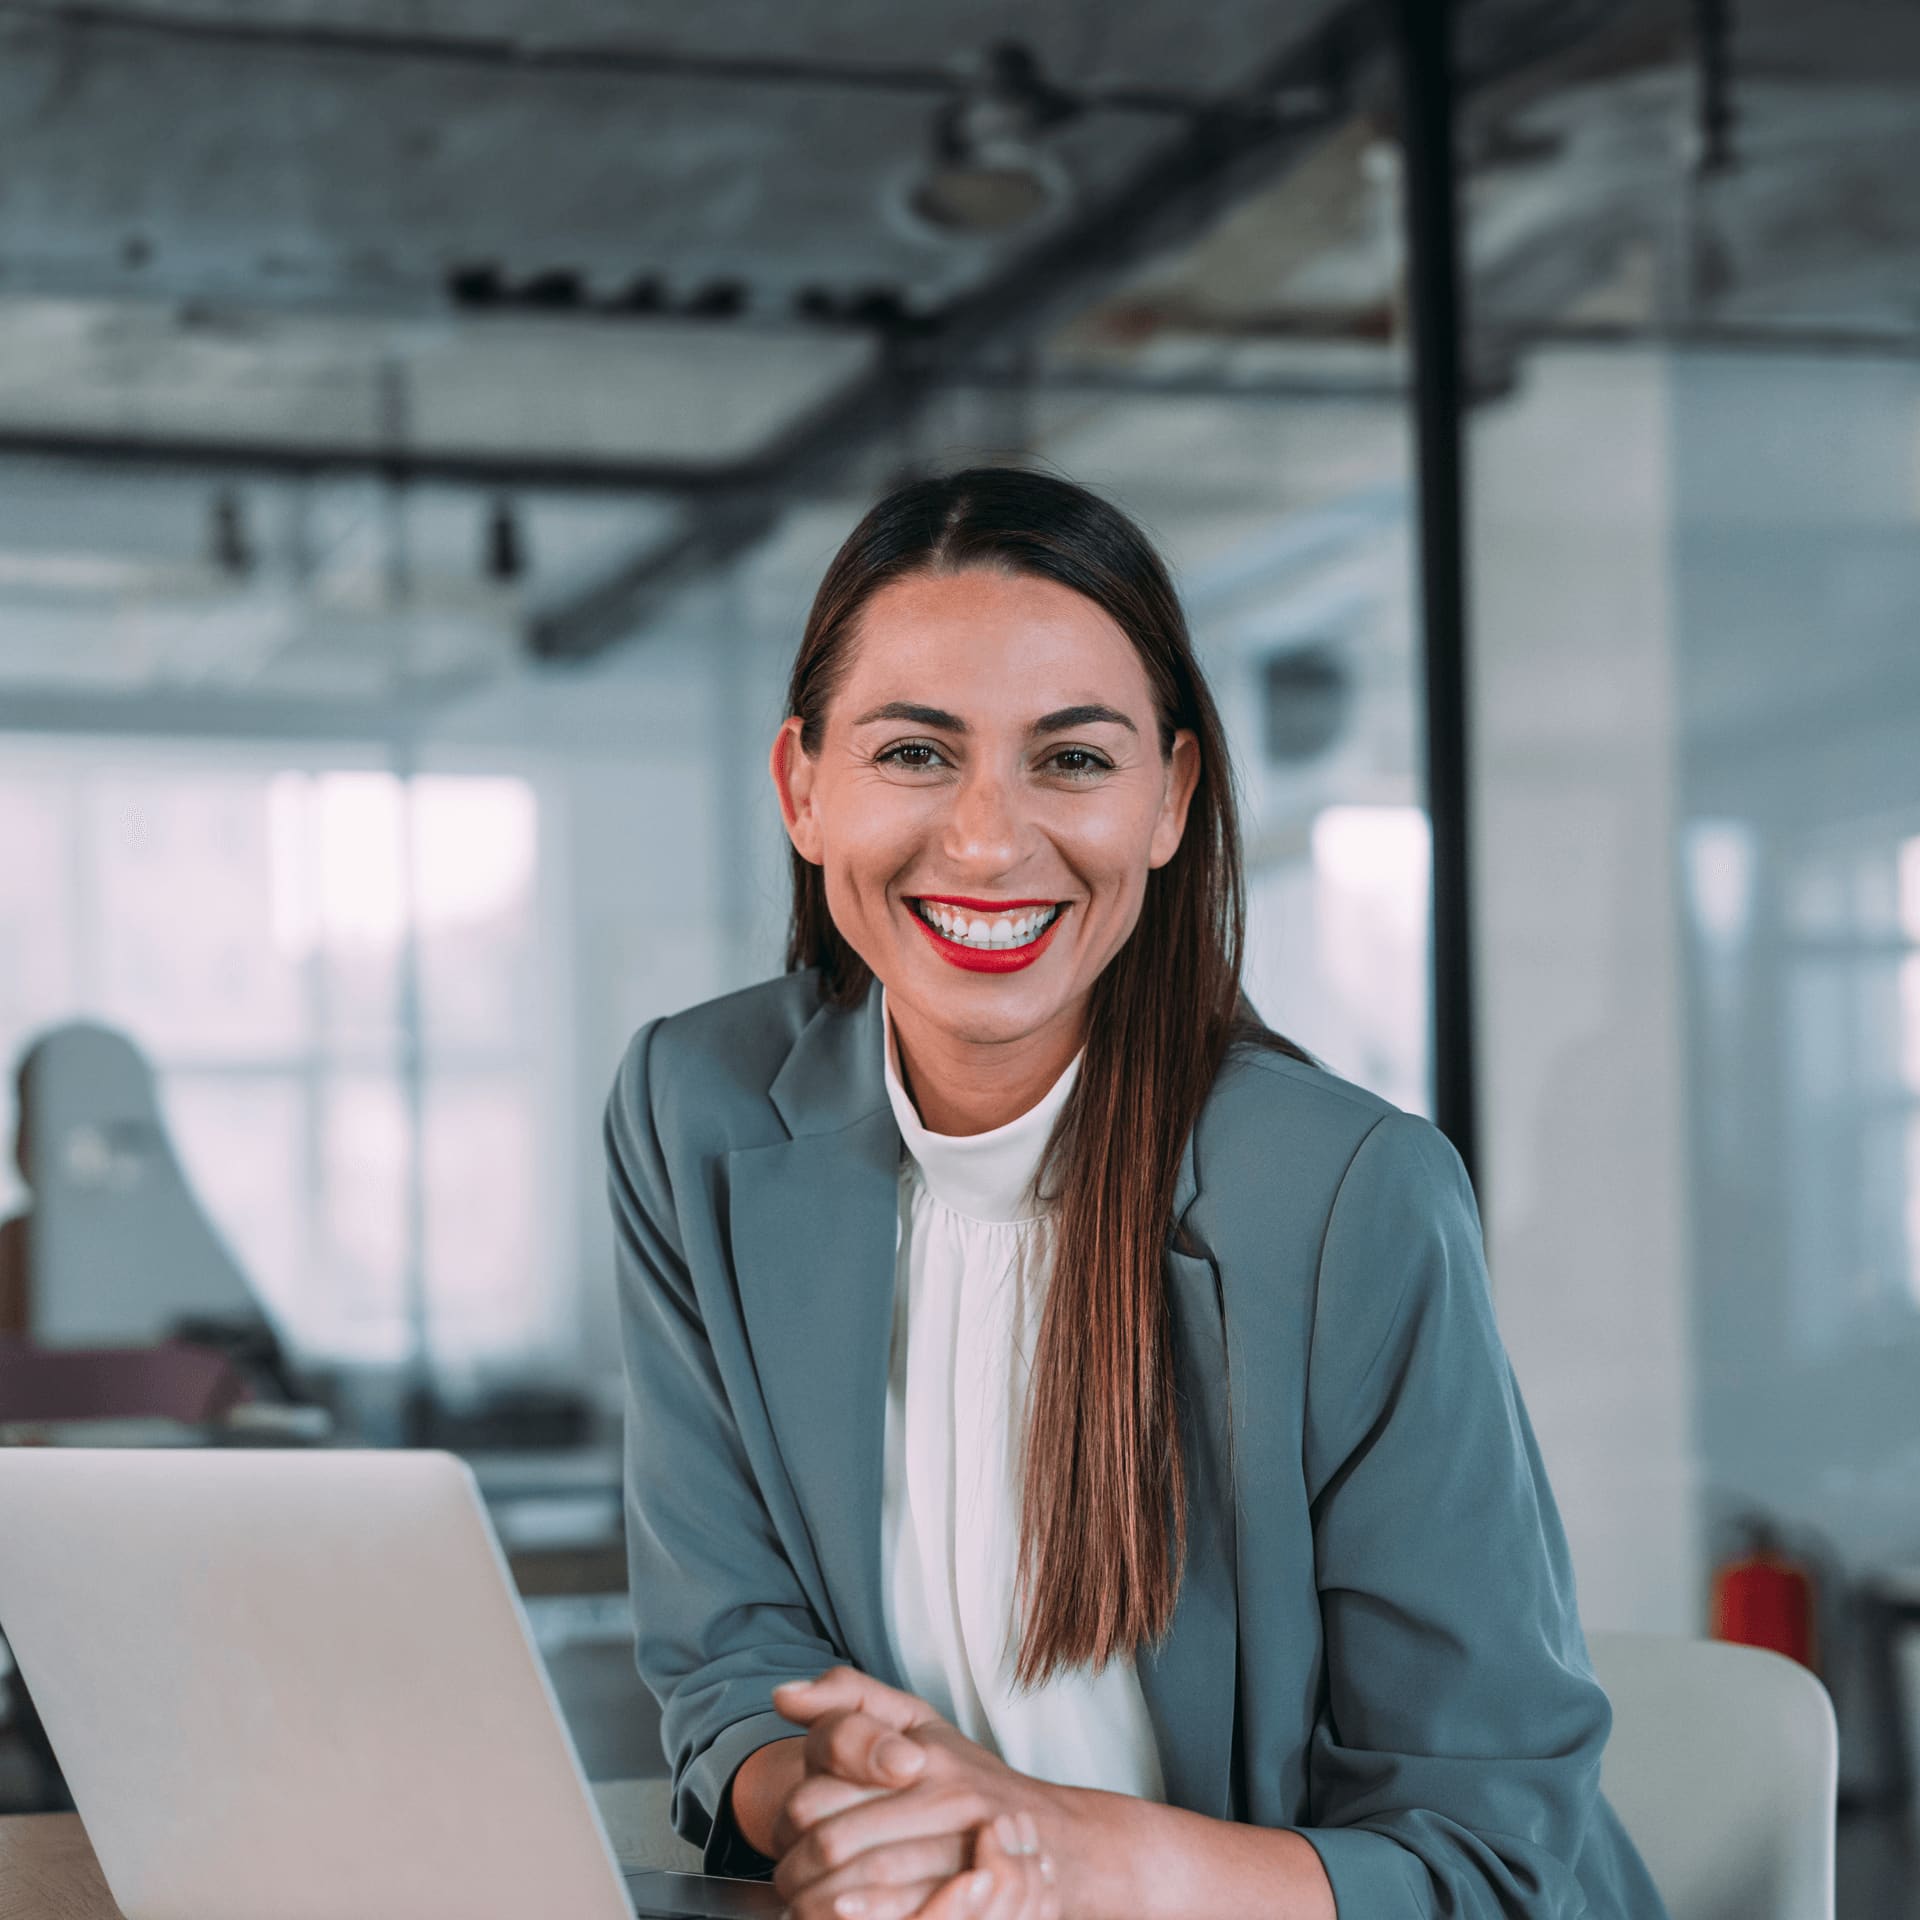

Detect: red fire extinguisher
[1710, 1514, 1819, 1671]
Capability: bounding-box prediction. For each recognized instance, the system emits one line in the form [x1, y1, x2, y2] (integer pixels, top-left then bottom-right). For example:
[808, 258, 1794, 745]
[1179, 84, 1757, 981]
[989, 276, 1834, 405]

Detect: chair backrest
[1587, 1629, 1837, 1920]
[15, 1020, 260, 1344]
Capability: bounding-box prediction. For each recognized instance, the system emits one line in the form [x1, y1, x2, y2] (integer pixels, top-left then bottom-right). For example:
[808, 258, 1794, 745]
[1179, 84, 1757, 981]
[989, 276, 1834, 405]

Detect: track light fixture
[894, 42, 1080, 241]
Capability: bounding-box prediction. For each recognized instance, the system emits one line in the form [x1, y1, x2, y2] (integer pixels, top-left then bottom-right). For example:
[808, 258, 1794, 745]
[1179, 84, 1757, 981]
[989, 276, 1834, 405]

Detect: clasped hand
[768, 1667, 1067, 1920]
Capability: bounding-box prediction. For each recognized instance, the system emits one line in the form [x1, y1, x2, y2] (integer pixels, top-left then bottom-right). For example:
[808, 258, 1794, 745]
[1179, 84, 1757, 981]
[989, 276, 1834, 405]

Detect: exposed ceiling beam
[0, 356, 1500, 493]
[12, 307, 1909, 509]
[0, 1, 1309, 120]
[0, 428, 767, 495]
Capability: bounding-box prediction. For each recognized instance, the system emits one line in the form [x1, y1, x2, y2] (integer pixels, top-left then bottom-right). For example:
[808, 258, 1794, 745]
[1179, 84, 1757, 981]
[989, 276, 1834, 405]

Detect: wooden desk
[0, 1779, 706, 1915]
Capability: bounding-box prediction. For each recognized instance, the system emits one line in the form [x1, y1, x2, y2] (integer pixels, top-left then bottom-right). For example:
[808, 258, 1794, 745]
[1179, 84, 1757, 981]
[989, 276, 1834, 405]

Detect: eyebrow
[850, 700, 1138, 737]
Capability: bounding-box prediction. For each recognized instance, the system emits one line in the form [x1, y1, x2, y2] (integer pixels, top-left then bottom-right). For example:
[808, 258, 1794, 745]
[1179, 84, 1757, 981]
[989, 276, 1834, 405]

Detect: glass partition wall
[1456, 0, 1920, 1855]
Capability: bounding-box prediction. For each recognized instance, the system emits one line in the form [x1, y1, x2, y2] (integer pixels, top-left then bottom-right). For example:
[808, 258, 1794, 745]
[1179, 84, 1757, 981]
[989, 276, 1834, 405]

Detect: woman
[606, 467, 1671, 1920]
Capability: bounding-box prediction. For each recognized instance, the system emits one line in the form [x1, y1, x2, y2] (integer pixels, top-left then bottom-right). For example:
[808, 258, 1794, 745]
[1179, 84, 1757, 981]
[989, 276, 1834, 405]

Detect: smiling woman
[606, 467, 1672, 1920]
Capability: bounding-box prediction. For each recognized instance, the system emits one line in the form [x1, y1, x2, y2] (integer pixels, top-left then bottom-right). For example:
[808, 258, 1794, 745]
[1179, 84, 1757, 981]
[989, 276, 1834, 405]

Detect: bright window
[0, 740, 561, 1379]
[1777, 817, 1920, 1337]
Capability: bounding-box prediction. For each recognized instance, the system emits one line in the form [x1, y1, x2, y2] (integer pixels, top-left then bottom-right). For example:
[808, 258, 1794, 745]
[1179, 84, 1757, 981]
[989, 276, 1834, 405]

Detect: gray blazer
[605, 967, 1670, 1918]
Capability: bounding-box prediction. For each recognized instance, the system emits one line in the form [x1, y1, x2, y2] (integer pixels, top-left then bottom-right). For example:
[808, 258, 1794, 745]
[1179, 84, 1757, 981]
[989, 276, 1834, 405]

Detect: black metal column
[1391, 0, 1480, 1191]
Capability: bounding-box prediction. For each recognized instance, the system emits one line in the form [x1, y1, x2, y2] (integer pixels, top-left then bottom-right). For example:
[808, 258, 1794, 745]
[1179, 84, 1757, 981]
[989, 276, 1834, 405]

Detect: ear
[1147, 728, 1202, 869]
[769, 714, 824, 864]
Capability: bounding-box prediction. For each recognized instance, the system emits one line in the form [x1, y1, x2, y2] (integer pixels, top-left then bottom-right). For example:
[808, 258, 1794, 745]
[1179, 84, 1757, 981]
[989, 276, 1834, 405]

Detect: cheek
[1052, 788, 1165, 891]
[817, 780, 931, 915]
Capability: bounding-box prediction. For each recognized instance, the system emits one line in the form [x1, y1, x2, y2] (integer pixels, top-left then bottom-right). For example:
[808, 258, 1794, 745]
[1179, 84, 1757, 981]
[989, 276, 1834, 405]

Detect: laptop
[0, 1447, 786, 1920]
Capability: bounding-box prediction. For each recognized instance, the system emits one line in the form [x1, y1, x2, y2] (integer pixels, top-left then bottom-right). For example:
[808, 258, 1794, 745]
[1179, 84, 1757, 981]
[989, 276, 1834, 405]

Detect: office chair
[11, 1020, 263, 1346]
[1588, 1629, 1838, 1920]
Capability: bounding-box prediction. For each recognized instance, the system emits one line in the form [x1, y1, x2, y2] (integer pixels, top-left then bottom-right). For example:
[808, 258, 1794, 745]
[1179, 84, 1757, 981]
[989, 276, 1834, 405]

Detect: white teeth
[914, 902, 1061, 951]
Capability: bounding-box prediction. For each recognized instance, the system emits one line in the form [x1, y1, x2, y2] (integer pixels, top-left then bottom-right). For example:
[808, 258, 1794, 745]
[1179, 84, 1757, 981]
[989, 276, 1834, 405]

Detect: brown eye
[1049, 748, 1110, 777]
[876, 741, 947, 770]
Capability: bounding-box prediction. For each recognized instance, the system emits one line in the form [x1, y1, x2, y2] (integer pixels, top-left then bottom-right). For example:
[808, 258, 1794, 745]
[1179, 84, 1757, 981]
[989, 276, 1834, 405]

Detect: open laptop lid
[0, 1448, 671, 1920]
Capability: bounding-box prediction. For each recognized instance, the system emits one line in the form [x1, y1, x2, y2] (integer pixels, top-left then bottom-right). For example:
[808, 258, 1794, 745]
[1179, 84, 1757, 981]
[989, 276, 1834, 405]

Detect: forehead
[839, 568, 1152, 707]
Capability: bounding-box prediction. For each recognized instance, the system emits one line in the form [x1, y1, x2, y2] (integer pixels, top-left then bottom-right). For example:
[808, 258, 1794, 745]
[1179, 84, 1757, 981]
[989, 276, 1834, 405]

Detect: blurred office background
[0, 0, 1916, 1906]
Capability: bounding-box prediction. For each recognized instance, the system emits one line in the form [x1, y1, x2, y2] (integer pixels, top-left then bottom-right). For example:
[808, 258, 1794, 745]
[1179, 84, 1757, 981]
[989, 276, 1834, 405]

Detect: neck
[887, 993, 1086, 1136]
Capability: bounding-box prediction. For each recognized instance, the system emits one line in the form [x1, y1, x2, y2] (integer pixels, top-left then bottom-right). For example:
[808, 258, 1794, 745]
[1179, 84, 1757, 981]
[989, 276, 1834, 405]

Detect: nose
[940, 761, 1025, 875]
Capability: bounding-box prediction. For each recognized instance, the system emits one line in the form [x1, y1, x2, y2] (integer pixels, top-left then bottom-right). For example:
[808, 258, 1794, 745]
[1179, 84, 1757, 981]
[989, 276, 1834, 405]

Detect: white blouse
[877, 986, 1167, 1800]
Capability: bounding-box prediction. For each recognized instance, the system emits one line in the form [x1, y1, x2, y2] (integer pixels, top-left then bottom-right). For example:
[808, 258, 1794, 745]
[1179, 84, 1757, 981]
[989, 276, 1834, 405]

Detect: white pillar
[1469, 347, 1705, 1634]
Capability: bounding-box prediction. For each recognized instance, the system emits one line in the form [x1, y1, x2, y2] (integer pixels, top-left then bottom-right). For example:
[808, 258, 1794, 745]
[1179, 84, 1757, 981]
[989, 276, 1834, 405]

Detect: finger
[775, 1772, 893, 1858]
[773, 1665, 938, 1737]
[913, 1823, 1028, 1920]
[783, 1780, 987, 1892]
[1001, 1856, 1056, 1920]
[774, 1831, 970, 1917]
[970, 1818, 1045, 1920]
[784, 1767, 895, 1832]
[904, 1867, 991, 1920]
[792, 1874, 949, 1920]
[998, 1813, 1058, 1920]
[804, 1705, 931, 1791]
[913, 1860, 1003, 1920]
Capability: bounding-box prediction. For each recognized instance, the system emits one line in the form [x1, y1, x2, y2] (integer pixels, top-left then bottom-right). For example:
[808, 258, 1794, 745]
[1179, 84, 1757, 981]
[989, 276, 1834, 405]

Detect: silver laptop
[0, 1447, 784, 1920]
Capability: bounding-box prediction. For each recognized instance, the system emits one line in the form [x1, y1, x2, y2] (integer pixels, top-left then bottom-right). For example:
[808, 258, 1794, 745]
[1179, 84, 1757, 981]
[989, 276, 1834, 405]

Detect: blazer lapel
[728, 974, 1240, 1818]
[727, 976, 912, 1689]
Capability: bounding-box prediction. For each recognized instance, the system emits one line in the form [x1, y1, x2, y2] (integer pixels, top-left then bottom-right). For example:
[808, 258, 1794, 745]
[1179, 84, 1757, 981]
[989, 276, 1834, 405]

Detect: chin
[897, 974, 1073, 1043]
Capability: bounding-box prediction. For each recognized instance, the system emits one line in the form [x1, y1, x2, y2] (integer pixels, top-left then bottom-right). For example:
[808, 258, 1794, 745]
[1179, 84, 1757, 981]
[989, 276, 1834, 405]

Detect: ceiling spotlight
[891, 42, 1079, 242]
[484, 497, 525, 583]
[209, 488, 252, 580]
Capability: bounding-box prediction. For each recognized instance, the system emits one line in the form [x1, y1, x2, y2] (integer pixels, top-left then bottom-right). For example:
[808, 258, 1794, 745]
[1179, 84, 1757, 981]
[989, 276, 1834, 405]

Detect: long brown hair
[783, 465, 1317, 1687]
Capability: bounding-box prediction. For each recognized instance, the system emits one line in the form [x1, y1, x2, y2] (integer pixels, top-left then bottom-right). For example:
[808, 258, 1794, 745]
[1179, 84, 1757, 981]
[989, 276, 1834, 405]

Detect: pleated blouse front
[876, 986, 1166, 1801]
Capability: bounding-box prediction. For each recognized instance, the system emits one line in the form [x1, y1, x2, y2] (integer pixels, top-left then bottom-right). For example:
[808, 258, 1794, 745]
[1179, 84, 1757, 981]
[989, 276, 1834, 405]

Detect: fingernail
[994, 1813, 1020, 1852]
[882, 1738, 924, 1778]
[1016, 1810, 1038, 1854]
[968, 1869, 993, 1907]
[834, 1895, 867, 1917]
[1038, 1855, 1055, 1883]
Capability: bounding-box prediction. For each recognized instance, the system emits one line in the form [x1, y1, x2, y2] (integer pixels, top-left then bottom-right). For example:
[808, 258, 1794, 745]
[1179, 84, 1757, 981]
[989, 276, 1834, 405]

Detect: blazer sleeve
[605, 1018, 839, 1879]
[1291, 1110, 1612, 1919]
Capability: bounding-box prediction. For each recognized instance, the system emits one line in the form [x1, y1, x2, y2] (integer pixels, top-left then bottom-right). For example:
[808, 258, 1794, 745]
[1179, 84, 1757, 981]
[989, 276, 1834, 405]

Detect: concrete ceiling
[0, 0, 1914, 722]
[0, 0, 1352, 316]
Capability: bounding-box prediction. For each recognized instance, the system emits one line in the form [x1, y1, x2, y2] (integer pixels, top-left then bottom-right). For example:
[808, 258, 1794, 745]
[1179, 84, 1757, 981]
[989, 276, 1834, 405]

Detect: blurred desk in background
[462, 1444, 664, 1783]
[468, 1442, 627, 1597]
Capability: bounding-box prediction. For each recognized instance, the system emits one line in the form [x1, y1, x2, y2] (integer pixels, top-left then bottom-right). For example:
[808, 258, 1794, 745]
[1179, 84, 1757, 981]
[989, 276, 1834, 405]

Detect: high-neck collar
[879, 984, 1083, 1224]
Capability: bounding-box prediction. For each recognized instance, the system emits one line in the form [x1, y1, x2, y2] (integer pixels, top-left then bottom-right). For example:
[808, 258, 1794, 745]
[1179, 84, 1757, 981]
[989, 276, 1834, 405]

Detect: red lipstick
[905, 900, 1068, 974]
[915, 895, 1058, 911]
